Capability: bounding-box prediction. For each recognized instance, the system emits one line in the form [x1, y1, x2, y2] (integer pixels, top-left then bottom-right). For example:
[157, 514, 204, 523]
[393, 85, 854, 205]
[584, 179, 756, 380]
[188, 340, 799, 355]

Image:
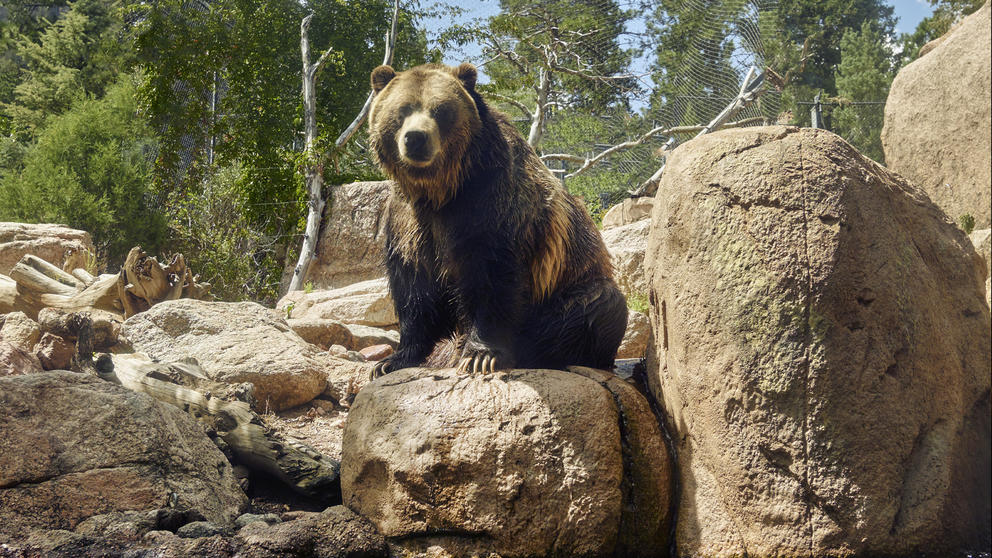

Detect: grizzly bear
[368, 62, 627, 376]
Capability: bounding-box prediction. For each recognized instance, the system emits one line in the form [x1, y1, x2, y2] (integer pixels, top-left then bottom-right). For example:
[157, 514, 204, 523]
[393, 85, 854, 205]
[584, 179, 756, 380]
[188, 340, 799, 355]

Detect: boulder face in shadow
[341, 366, 673, 558]
[645, 126, 991, 556]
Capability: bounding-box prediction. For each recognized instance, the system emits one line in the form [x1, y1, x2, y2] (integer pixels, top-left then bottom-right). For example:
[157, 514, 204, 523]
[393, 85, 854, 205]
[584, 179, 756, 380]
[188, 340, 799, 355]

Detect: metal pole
[811, 92, 823, 129]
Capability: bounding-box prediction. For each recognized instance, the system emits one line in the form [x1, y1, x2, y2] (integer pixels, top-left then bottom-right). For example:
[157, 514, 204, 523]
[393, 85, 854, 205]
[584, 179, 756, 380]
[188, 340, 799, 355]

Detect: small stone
[176, 521, 230, 539]
[328, 344, 349, 357]
[359, 344, 393, 362]
[34, 332, 74, 370]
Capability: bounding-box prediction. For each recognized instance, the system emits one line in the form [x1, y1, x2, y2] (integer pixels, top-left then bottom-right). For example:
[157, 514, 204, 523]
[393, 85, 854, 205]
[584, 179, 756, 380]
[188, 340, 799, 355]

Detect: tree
[646, 0, 752, 130]
[0, 75, 167, 264]
[899, 0, 985, 64]
[2, 0, 129, 139]
[765, 0, 896, 113]
[130, 0, 432, 298]
[831, 21, 893, 162]
[288, 0, 400, 292]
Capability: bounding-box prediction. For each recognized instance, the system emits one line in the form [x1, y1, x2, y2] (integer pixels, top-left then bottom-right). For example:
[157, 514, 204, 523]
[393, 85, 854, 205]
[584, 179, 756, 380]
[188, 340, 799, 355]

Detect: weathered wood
[71, 268, 96, 287]
[1, 247, 207, 320]
[103, 353, 339, 498]
[9, 255, 82, 295]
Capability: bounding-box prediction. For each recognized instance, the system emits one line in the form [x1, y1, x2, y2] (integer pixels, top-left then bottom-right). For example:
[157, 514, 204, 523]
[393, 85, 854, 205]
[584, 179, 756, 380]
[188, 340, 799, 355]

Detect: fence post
[811, 92, 823, 129]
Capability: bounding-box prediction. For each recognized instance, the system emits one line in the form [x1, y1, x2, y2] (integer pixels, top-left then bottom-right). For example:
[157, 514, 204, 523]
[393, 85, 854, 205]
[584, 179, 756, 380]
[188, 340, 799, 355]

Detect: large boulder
[121, 300, 328, 412]
[342, 366, 672, 558]
[881, 2, 991, 227]
[0, 371, 247, 540]
[0, 222, 96, 276]
[602, 218, 650, 301]
[278, 277, 397, 328]
[645, 126, 991, 556]
[289, 181, 391, 292]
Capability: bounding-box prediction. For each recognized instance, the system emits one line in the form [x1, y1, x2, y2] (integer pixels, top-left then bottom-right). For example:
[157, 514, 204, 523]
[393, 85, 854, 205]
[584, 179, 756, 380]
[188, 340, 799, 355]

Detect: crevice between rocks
[798, 132, 815, 556]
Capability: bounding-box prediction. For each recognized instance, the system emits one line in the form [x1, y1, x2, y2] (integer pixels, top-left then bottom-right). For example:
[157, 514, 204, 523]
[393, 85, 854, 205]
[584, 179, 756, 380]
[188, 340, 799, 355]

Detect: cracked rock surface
[0, 371, 247, 540]
[645, 125, 991, 556]
[341, 366, 672, 558]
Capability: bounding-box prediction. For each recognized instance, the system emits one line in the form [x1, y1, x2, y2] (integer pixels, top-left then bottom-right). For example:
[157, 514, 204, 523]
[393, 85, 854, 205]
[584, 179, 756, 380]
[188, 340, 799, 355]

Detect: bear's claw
[456, 353, 500, 374]
[370, 359, 392, 380]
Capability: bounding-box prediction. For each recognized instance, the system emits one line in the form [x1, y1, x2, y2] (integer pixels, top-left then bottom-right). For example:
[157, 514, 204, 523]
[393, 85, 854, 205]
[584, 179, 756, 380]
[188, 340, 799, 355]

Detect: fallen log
[99, 352, 339, 499]
[0, 246, 209, 319]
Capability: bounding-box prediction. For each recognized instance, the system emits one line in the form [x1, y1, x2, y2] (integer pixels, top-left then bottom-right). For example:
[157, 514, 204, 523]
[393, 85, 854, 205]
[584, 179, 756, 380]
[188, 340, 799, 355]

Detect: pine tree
[832, 21, 893, 162]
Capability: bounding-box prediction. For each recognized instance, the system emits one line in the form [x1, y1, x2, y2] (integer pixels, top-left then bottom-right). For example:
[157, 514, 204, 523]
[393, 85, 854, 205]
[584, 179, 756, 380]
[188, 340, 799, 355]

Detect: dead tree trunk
[102, 353, 339, 498]
[0, 247, 209, 320]
[287, 0, 400, 292]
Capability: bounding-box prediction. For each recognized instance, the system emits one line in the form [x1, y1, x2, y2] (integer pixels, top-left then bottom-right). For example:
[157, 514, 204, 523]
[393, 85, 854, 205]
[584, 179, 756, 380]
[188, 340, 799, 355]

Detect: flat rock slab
[121, 299, 329, 412]
[342, 367, 671, 558]
[0, 371, 246, 540]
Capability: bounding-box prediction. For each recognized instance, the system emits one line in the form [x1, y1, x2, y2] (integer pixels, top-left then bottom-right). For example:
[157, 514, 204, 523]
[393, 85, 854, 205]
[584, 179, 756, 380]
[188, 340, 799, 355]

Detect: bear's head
[368, 63, 481, 207]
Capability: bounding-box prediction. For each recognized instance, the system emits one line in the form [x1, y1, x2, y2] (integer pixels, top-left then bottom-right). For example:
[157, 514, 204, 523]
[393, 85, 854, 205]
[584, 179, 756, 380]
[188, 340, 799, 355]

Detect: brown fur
[368, 62, 626, 374]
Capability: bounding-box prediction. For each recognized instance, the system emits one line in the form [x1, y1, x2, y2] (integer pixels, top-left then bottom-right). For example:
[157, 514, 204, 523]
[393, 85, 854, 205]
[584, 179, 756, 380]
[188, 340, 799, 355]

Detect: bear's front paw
[456, 346, 513, 374]
[370, 359, 393, 380]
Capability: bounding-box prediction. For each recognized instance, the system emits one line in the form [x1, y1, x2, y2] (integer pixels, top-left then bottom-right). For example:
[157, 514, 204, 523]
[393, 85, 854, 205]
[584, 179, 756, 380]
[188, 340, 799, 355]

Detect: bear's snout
[397, 112, 440, 166]
[404, 130, 429, 157]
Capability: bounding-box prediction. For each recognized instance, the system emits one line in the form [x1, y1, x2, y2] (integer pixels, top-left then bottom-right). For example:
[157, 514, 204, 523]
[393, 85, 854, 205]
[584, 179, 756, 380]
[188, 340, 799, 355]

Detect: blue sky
[891, 0, 936, 34]
[423, 0, 936, 98]
[426, 1, 937, 65]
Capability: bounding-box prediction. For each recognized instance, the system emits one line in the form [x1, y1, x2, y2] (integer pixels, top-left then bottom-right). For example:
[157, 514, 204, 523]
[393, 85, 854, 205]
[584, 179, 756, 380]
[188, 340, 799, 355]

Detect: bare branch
[487, 92, 534, 121]
[542, 116, 769, 180]
[333, 0, 400, 150]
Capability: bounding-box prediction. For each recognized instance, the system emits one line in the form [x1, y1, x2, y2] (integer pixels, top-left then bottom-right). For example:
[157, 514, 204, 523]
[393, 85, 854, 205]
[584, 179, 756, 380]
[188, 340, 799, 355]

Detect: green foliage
[959, 214, 976, 235]
[2, 0, 130, 139]
[831, 21, 893, 162]
[0, 75, 167, 264]
[626, 291, 649, 314]
[766, 0, 896, 113]
[647, 0, 752, 126]
[898, 0, 985, 64]
[543, 110, 654, 219]
[160, 161, 285, 303]
[130, 0, 432, 297]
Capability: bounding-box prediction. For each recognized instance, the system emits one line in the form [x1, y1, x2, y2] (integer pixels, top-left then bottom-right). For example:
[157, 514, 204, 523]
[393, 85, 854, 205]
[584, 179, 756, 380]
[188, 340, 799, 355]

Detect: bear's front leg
[372, 250, 456, 380]
[451, 247, 525, 374]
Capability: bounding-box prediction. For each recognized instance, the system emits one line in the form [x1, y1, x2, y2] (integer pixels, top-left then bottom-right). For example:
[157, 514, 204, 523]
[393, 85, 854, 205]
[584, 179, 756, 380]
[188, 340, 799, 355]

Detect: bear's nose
[404, 130, 428, 153]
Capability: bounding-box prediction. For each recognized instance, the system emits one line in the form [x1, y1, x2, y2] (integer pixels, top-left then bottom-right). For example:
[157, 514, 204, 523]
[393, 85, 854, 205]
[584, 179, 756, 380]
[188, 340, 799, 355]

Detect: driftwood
[117, 247, 210, 318]
[0, 246, 209, 319]
[100, 352, 339, 498]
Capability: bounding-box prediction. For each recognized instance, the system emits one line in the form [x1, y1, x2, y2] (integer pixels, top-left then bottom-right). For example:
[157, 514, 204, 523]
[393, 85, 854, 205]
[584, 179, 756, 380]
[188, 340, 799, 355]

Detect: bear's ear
[371, 65, 396, 94]
[455, 63, 477, 92]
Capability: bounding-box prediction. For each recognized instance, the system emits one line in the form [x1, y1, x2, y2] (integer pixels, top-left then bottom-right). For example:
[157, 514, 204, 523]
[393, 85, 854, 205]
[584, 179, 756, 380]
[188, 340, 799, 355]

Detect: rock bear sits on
[368, 62, 627, 376]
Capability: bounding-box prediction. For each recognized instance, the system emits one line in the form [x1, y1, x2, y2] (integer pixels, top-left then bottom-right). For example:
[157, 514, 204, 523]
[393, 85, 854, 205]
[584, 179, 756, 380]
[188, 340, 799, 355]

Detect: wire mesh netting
[435, 0, 781, 212]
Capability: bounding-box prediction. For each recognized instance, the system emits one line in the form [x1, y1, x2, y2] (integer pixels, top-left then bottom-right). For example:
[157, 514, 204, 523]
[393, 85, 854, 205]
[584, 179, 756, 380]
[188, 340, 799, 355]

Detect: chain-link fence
[797, 96, 887, 163]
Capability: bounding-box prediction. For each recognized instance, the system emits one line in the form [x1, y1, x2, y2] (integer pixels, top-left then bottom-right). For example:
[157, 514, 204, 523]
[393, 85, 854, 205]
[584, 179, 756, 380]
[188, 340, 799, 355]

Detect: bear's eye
[432, 104, 455, 127]
[398, 104, 415, 118]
